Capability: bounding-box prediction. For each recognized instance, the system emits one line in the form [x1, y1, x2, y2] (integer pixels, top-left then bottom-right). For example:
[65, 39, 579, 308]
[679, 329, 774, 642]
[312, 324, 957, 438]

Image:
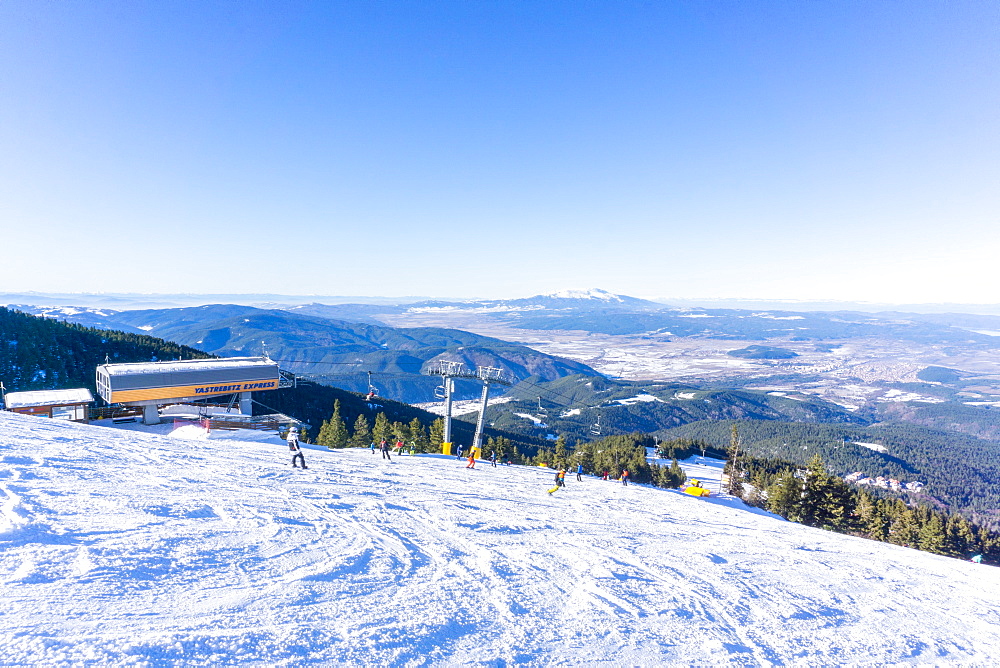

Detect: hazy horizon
[5, 288, 1000, 316]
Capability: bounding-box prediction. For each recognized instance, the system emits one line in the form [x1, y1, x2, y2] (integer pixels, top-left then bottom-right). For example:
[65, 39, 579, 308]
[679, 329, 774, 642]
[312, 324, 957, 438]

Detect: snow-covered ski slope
[2, 412, 1000, 666]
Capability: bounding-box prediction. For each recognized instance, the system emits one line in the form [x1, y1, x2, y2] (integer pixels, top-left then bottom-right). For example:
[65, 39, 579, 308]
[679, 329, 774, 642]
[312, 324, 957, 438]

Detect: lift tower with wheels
[471, 366, 514, 456]
[424, 361, 515, 456]
[425, 361, 480, 455]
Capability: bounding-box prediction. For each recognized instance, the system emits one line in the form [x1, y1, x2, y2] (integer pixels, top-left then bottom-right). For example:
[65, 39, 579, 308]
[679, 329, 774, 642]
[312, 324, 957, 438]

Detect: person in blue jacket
[576, 463, 583, 481]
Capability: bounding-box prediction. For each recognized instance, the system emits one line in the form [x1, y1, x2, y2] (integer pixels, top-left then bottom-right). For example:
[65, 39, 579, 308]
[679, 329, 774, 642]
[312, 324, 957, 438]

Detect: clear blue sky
[1, 1, 997, 303]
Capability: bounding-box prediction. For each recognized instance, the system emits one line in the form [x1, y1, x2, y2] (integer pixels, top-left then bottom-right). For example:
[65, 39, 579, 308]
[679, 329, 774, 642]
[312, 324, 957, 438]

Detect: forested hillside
[487, 374, 863, 442]
[0, 307, 545, 454]
[0, 306, 210, 396]
[660, 419, 1000, 518]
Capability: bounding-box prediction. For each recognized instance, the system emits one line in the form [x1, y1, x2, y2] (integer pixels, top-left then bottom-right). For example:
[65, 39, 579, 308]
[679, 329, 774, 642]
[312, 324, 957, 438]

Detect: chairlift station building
[4, 388, 94, 423]
[95, 357, 288, 424]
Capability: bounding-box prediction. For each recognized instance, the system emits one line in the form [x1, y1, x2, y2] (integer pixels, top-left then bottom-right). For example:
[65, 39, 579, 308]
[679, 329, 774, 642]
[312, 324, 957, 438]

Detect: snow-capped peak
[545, 289, 624, 302]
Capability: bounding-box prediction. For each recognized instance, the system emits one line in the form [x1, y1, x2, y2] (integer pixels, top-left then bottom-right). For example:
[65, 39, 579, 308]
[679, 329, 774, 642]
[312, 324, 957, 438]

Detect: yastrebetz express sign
[109, 379, 280, 403]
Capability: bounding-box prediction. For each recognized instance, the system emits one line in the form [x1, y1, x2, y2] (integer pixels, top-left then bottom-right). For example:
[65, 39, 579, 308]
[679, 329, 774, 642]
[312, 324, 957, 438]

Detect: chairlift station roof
[96, 357, 282, 405]
[4, 388, 95, 409]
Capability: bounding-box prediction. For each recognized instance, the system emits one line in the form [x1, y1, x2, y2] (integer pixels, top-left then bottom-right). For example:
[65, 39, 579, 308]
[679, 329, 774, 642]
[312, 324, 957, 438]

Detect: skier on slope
[287, 427, 307, 469]
[548, 469, 567, 495]
[576, 463, 583, 482]
[380, 439, 392, 461]
[465, 453, 476, 469]
[621, 469, 629, 486]
[489, 451, 497, 468]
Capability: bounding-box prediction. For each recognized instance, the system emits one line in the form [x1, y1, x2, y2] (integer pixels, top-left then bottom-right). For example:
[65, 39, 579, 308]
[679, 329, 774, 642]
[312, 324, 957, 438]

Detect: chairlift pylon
[537, 396, 548, 418]
[590, 412, 602, 437]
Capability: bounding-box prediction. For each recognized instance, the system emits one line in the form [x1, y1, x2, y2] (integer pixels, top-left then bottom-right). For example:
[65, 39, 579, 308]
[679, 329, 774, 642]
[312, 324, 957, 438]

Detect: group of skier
[548, 464, 630, 494]
[284, 430, 633, 496]
[286, 431, 507, 472]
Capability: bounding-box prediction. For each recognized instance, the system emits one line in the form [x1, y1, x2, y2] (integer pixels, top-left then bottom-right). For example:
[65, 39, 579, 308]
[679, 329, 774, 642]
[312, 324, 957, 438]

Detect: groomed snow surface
[2, 413, 1000, 665]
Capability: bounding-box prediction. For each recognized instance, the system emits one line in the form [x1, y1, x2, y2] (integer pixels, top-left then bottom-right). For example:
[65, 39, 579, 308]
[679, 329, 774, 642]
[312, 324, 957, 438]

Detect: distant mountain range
[21, 296, 1000, 346]
[7, 303, 598, 403]
[270, 290, 1000, 346]
[13, 288, 1000, 400]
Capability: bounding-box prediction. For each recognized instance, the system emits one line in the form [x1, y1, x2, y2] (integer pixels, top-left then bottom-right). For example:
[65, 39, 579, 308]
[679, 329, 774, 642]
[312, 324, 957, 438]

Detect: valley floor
[2, 412, 999, 665]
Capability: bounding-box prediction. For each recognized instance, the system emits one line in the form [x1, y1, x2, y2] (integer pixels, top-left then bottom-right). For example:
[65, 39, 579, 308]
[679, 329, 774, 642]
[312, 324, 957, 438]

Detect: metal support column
[424, 361, 513, 457]
[443, 378, 454, 445]
[471, 381, 490, 454]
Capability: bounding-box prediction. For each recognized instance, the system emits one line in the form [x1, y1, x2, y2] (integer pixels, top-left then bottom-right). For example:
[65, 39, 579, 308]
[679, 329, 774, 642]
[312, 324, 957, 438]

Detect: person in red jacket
[621, 469, 629, 486]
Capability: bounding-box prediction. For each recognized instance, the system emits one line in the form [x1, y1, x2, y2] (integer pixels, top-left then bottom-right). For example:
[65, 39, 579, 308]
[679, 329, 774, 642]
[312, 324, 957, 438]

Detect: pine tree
[918, 513, 947, 554]
[349, 414, 372, 448]
[978, 527, 994, 559]
[945, 515, 976, 558]
[856, 492, 888, 541]
[487, 435, 512, 462]
[577, 440, 594, 474]
[408, 418, 428, 452]
[767, 471, 802, 520]
[429, 418, 445, 452]
[795, 454, 853, 529]
[391, 420, 409, 444]
[889, 510, 919, 547]
[372, 412, 392, 444]
[553, 435, 569, 469]
[669, 458, 687, 489]
[727, 424, 743, 495]
[328, 400, 349, 448]
[315, 418, 332, 447]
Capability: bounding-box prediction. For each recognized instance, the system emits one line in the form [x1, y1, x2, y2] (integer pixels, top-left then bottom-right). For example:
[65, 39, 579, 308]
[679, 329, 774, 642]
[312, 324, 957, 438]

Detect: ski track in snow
[1, 412, 1000, 665]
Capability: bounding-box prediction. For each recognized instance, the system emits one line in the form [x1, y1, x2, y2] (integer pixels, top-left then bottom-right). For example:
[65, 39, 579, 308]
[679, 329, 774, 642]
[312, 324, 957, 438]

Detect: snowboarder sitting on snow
[288, 427, 307, 469]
